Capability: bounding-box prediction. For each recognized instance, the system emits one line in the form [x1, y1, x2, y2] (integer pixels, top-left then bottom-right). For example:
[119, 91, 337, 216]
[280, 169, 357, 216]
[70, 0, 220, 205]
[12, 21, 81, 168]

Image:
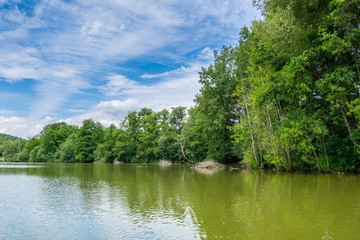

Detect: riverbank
[229, 162, 360, 174]
[1, 158, 359, 174]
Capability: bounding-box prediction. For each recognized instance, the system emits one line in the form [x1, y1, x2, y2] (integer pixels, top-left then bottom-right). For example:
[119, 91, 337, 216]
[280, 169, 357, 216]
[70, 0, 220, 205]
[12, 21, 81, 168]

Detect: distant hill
[0, 133, 23, 143]
[0, 134, 26, 159]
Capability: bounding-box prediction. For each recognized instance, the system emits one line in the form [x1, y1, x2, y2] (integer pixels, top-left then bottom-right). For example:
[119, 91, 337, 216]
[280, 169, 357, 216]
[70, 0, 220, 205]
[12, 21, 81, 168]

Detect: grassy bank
[0, 156, 4, 162]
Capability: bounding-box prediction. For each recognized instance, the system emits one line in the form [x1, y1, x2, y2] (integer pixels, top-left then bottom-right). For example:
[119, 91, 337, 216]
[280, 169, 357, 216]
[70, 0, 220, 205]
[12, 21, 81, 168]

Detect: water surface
[0, 163, 359, 239]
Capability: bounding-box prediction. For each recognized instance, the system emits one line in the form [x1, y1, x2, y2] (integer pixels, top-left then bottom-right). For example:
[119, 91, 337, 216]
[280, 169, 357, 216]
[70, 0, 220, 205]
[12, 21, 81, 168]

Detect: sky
[0, 0, 259, 138]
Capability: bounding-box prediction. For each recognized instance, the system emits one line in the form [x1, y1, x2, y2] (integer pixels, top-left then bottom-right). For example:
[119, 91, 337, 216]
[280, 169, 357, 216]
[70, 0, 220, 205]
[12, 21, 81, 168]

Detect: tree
[75, 119, 104, 163]
[95, 124, 119, 163]
[186, 46, 241, 163]
[155, 107, 188, 162]
[137, 108, 159, 162]
[117, 111, 140, 162]
[2, 140, 17, 161]
[59, 137, 76, 162]
[40, 122, 78, 161]
[15, 136, 40, 162]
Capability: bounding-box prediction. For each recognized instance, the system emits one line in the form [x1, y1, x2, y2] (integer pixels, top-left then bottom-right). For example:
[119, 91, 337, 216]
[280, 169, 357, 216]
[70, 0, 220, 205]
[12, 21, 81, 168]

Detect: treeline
[1, 0, 359, 170]
[0, 107, 189, 163]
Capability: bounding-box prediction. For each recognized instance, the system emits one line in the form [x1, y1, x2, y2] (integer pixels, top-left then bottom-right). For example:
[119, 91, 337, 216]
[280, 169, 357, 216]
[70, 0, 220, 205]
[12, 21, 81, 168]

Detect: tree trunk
[266, 105, 281, 161]
[312, 148, 319, 169]
[286, 150, 292, 170]
[321, 138, 329, 171]
[340, 106, 358, 146]
[245, 101, 259, 166]
[176, 139, 191, 162]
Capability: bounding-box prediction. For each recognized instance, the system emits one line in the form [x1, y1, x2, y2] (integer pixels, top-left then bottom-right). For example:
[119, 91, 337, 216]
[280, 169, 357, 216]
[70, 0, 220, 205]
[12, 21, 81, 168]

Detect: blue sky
[0, 0, 259, 138]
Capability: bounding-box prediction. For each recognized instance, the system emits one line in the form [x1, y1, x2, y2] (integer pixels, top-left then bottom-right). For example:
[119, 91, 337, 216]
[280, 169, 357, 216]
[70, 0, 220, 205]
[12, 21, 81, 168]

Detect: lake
[0, 163, 359, 239]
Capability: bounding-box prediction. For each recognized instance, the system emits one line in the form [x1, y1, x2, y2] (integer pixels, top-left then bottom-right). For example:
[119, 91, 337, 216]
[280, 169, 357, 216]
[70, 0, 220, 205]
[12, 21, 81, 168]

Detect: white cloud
[135, 69, 202, 110]
[0, 45, 87, 119]
[3, 6, 26, 23]
[0, 46, 43, 82]
[141, 47, 214, 79]
[60, 99, 139, 127]
[0, 28, 28, 41]
[0, 109, 13, 116]
[94, 99, 139, 113]
[0, 3, 43, 29]
[0, 115, 55, 139]
[100, 75, 139, 97]
[197, 47, 214, 60]
[141, 66, 192, 79]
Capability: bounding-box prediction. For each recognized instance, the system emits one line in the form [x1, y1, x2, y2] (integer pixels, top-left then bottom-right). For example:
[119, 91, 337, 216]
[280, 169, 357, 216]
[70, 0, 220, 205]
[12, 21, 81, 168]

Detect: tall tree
[190, 46, 241, 163]
[137, 108, 159, 162]
[75, 119, 104, 163]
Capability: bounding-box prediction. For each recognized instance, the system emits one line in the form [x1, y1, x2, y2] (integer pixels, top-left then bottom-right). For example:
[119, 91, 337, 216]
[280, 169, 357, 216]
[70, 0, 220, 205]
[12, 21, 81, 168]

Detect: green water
[0, 163, 359, 239]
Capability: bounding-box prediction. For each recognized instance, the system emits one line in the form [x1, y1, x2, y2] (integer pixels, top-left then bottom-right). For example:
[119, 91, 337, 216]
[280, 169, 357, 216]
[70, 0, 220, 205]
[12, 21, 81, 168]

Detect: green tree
[59, 137, 76, 162]
[155, 107, 188, 162]
[95, 124, 119, 163]
[180, 108, 208, 162]
[16, 136, 41, 162]
[2, 140, 17, 161]
[75, 119, 104, 163]
[187, 46, 241, 163]
[117, 111, 140, 162]
[39, 122, 78, 161]
[137, 108, 159, 162]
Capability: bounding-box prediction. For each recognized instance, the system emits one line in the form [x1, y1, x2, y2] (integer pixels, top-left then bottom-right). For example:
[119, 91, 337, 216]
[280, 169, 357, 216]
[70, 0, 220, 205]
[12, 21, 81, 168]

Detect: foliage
[232, 0, 360, 170]
[59, 138, 76, 162]
[75, 119, 104, 163]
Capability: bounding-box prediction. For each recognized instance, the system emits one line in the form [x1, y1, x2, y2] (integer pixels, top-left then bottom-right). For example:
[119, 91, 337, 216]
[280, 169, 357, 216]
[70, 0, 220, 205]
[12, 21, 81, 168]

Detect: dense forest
[1, 0, 359, 170]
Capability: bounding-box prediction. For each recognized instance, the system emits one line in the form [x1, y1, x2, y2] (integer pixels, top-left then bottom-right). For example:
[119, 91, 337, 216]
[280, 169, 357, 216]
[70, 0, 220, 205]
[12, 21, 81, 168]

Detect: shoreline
[1, 160, 359, 174]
